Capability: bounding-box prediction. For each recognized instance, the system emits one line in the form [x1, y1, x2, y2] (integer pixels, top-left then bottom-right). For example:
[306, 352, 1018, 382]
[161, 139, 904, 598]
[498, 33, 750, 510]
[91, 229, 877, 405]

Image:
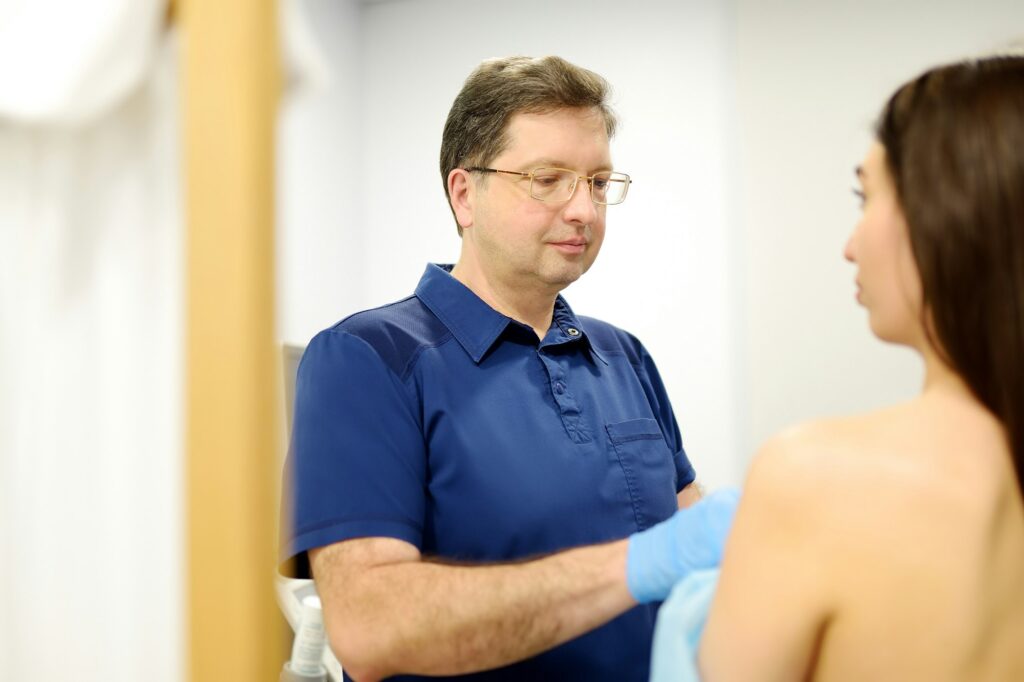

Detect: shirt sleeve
[636, 343, 697, 492]
[279, 328, 427, 577]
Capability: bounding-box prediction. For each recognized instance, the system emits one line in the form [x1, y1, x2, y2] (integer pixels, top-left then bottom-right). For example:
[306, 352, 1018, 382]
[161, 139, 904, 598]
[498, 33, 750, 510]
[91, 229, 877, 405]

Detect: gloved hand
[626, 488, 740, 604]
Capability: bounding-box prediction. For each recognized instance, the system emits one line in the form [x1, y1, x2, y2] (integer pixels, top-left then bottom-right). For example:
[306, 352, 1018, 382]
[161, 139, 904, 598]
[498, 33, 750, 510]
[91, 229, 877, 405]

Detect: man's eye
[593, 178, 610, 190]
[534, 175, 562, 187]
[852, 188, 865, 207]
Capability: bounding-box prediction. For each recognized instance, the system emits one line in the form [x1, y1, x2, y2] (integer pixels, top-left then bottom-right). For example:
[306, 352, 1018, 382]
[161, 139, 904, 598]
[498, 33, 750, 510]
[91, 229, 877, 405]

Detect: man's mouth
[549, 240, 587, 255]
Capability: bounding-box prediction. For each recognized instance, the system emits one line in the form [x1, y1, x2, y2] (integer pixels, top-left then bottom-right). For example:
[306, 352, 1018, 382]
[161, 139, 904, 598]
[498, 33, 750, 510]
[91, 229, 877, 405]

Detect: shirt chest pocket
[605, 418, 679, 531]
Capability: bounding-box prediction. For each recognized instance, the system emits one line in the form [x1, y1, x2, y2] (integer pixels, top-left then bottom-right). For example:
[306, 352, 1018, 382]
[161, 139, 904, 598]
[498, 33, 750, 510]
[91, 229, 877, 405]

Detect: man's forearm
[678, 480, 704, 508]
[316, 539, 635, 680]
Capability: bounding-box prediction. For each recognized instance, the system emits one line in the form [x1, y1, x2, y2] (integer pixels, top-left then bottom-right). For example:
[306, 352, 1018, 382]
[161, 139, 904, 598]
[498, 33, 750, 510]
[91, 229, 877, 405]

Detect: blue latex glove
[626, 488, 740, 604]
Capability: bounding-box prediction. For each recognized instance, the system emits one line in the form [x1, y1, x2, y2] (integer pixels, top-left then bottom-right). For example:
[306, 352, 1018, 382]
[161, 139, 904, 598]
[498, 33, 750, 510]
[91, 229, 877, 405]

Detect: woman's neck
[920, 341, 976, 404]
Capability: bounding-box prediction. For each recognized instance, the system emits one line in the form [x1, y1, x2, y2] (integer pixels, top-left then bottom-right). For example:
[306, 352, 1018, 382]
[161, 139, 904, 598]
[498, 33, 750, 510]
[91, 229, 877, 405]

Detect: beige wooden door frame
[179, 0, 286, 679]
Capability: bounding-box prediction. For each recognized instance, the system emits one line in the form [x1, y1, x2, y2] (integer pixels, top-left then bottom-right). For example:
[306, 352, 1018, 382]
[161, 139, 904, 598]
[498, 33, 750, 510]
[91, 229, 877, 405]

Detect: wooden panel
[180, 0, 284, 679]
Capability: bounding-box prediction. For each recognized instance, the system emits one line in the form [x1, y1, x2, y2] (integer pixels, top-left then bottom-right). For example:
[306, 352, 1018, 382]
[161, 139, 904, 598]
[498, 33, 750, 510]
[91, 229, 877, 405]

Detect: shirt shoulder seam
[400, 332, 456, 382]
[331, 294, 418, 327]
[326, 296, 455, 384]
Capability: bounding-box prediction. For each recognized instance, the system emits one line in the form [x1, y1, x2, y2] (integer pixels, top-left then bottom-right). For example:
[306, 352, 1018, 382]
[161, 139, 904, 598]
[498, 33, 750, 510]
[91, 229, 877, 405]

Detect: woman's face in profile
[844, 142, 924, 346]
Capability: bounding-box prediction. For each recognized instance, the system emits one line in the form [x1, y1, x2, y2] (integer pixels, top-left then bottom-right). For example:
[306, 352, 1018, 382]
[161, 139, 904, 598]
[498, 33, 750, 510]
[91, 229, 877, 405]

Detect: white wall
[278, 0, 365, 349]
[735, 0, 1024, 461]
[278, 0, 1024, 488]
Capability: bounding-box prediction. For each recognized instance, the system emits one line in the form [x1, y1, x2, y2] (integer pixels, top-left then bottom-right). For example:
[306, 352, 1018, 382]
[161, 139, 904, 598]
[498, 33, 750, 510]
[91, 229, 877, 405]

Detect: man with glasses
[281, 56, 737, 681]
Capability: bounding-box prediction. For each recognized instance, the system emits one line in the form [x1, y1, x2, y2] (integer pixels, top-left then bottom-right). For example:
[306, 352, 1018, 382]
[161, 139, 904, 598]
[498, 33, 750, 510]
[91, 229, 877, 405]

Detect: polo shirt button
[555, 382, 565, 394]
[566, 327, 580, 337]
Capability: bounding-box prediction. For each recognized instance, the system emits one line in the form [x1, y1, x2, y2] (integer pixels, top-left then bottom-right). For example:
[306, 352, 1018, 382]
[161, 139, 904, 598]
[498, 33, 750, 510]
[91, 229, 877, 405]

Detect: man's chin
[541, 265, 588, 291]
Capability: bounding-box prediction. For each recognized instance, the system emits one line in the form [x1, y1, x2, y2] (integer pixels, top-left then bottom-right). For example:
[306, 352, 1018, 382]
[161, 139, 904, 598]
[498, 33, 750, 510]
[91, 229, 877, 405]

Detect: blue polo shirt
[281, 263, 695, 681]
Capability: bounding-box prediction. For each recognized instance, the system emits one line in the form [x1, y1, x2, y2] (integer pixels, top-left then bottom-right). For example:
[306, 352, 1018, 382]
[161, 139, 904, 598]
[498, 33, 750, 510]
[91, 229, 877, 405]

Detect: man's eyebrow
[519, 157, 570, 169]
[520, 158, 615, 173]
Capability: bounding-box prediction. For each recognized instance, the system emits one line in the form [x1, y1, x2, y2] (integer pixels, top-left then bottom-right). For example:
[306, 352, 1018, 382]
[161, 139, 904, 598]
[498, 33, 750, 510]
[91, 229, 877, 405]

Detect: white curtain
[0, 0, 328, 678]
[0, 2, 183, 680]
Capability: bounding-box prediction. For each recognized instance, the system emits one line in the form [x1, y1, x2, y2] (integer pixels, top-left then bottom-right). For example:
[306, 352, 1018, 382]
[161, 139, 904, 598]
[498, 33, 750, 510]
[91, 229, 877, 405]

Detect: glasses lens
[530, 168, 576, 201]
[592, 172, 630, 205]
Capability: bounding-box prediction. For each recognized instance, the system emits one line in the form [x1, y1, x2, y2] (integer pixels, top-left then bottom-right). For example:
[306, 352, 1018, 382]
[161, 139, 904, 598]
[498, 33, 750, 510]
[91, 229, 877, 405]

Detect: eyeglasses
[464, 166, 632, 205]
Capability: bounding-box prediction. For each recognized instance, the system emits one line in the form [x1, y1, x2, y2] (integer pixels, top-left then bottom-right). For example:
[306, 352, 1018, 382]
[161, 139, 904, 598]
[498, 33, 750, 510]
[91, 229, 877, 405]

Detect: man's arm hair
[310, 535, 636, 681]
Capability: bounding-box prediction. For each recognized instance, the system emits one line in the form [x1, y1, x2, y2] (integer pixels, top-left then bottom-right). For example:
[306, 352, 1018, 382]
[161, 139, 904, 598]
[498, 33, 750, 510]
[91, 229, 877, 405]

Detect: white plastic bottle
[280, 595, 328, 681]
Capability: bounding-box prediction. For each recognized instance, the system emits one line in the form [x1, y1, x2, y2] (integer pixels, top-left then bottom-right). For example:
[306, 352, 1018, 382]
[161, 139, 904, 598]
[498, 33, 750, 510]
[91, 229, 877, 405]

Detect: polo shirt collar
[415, 264, 510, 363]
[550, 295, 608, 365]
[414, 263, 606, 365]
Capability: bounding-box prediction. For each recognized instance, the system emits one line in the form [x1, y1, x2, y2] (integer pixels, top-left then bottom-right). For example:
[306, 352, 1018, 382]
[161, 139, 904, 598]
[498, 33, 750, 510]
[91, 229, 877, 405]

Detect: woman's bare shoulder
[745, 399, 1012, 534]
[744, 410, 899, 500]
[730, 402, 1024, 680]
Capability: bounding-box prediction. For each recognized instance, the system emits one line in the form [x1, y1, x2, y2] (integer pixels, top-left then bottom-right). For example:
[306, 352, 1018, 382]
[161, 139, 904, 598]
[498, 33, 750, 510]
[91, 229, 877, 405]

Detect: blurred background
[1, 0, 1021, 679]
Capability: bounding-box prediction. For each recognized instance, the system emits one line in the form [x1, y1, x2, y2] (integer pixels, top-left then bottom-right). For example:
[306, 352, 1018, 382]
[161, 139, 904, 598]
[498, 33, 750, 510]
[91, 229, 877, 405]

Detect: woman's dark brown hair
[876, 54, 1024, 496]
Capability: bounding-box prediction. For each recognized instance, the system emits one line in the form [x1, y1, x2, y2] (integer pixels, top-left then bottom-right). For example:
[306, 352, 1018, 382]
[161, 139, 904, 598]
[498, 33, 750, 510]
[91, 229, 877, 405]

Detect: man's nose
[562, 177, 598, 224]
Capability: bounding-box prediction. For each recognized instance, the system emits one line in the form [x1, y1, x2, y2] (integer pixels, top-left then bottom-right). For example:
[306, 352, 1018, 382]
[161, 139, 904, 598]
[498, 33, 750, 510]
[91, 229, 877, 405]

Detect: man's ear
[448, 168, 475, 231]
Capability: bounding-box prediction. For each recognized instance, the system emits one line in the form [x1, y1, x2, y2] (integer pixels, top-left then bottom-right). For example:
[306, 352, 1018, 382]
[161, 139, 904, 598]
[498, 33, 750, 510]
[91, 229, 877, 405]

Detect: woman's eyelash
[852, 188, 866, 204]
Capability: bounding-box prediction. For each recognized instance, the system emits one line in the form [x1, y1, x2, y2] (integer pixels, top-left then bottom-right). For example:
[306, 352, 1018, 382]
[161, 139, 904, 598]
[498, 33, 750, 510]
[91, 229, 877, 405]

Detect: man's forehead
[498, 108, 612, 168]
[505, 107, 609, 132]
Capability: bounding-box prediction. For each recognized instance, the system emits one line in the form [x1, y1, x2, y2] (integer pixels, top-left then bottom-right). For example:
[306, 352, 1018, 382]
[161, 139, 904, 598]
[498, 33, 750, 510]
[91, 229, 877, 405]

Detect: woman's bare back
[700, 388, 1024, 681]
[809, 393, 1024, 680]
